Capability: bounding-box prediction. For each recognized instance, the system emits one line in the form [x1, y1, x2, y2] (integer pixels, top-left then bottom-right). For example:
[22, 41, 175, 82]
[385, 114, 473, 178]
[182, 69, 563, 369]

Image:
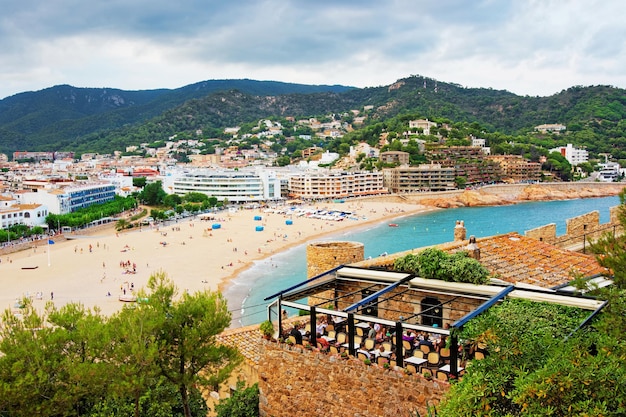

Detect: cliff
[417, 183, 624, 208]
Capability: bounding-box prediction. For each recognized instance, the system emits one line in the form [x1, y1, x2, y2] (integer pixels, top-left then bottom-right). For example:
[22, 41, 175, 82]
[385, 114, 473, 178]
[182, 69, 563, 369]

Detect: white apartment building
[20, 182, 116, 214]
[171, 169, 282, 203]
[0, 195, 48, 229]
[549, 143, 588, 166]
[288, 171, 386, 199]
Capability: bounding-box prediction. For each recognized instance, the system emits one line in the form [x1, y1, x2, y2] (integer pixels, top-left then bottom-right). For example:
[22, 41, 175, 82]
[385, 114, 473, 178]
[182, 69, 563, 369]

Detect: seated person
[356, 343, 372, 360]
[402, 330, 416, 344]
[289, 324, 303, 345]
[316, 332, 330, 350]
[418, 337, 434, 352]
[315, 317, 328, 336]
[375, 326, 386, 343]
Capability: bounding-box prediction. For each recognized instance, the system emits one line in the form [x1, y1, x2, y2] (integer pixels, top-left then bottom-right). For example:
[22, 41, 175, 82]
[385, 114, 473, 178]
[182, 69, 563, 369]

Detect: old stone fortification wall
[307, 242, 364, 307]
[306, 241, 365, 278]
[525, 206, 622, 249]
[258, 342, 449, 417]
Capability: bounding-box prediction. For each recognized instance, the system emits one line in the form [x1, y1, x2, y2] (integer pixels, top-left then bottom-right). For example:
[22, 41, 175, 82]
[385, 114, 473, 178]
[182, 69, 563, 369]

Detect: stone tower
[306, 241, 364, 307]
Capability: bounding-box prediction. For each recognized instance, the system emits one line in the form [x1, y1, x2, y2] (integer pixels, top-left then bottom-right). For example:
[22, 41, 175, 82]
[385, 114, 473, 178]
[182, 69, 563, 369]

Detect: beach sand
[0, 201, 433, 316]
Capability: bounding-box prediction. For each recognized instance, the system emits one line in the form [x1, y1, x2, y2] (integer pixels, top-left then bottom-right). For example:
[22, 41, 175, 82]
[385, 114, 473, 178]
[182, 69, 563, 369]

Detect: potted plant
[259, 320, 274, 340]
[423, 370, 433, 380]
[364, 358, 372, 365]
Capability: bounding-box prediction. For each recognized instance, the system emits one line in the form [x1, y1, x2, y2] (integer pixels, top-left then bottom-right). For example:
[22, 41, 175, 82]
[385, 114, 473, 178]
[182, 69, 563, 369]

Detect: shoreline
[1, 183, 622, 318]
[0, 200, 434, 317]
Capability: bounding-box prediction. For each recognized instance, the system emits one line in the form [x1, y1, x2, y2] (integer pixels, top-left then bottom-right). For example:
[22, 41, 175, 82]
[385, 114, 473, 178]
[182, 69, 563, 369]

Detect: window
[421, 297, 443, 327]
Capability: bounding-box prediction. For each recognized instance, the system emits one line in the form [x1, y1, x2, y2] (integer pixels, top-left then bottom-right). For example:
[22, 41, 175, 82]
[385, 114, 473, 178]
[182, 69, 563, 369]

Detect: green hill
[1, 76, 625, 160]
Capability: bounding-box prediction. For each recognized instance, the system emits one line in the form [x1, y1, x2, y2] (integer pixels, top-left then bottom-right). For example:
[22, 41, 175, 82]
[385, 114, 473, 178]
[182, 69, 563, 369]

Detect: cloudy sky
[1, 0, 625, 100]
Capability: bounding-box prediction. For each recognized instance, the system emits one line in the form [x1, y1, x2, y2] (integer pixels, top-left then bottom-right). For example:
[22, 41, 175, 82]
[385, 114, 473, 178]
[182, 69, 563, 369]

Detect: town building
[549, 143, 588, 166]
[288, 171, 386, 199]
[408, 119, 438, 135]
[383, 164, 456, 192]
[486, 155, 541, 183]
[170, 169, 282, 203]
[379, 151, 410, 166]
[535, 124, 566, 134]
[0, 195, 48, 229]
[19, 182, 116, 214]
[427, 146, 502, 185]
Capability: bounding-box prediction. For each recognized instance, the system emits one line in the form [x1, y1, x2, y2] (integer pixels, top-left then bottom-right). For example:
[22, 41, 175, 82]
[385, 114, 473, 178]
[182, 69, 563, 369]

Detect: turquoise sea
[223, 195, 620, 327]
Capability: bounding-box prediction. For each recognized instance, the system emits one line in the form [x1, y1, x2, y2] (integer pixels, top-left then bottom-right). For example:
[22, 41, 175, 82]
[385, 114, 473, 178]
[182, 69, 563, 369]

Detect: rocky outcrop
[417, 183, 623, 208]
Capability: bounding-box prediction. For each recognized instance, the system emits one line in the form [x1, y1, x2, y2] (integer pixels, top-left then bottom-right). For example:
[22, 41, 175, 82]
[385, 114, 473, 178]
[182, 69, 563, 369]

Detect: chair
[406, 364, 417, 375]
[413, 350, 424, 359]
[329, 345, 339, 355]
[305, 323, 311, 333]
[389, 359, 397, 368]
[402, 340, 412, 351]
[420, 344, 431, 354]
[382, 341, 393, 353]
[353, 335, 362, 346]
[357, 352, 369, 362]
[377, 356, 389, 366]
[436, 371, 448, 381]
[474, 351, 485, 360]
[356, 327, 364, 337]
[336, 332, 347, 345]
[326, 324, 334, 333]
[439, 347, 451, 364]
[427, 352, 441, 369]
[327, 330, 336, 340]
[364, 338, 376, 350]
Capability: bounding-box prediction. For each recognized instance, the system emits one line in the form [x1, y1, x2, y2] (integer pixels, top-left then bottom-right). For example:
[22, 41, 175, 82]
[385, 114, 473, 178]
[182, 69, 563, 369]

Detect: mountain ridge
[0, 76, 624, 160]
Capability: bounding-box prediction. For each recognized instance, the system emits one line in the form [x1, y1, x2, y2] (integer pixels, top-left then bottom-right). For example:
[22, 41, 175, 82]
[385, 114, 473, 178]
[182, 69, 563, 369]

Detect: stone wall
[258, 342, 450, 417]
[307, 241, 364, 307]
[525, 206, 622, 250]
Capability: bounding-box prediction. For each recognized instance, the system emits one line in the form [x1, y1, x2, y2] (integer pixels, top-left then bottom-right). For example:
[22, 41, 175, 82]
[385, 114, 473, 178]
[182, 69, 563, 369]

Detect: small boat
[21, 266, 39, 270]
[388, 223, 399, 227]
[118, 295, 137, 303]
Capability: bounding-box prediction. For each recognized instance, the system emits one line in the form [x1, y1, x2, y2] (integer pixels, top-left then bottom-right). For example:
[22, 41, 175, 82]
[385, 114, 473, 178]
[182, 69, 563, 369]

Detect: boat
[388, 223, 399, 227]
[118, 294, 137, 303]
[21, 266, 39, 270]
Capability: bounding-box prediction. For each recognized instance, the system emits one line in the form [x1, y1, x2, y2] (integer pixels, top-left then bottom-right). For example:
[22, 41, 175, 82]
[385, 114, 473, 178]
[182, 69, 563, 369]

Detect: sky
[1, 0, 625, 100]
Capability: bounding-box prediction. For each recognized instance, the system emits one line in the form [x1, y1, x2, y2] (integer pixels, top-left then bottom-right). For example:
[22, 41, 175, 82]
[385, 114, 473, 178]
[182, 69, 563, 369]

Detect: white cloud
[1, 0, 625, 99]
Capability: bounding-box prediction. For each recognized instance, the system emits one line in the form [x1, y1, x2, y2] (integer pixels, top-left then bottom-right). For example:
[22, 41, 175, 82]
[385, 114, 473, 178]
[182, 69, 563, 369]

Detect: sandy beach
[0, 200, 433, 316]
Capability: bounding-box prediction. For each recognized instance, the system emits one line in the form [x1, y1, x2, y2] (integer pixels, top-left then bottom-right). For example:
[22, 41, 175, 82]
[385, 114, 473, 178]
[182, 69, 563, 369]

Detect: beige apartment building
[379, 151, 410, 165]
[288, 171, 386, 199]
[383, 164, 456, 193]
[487, 155, 542, 183]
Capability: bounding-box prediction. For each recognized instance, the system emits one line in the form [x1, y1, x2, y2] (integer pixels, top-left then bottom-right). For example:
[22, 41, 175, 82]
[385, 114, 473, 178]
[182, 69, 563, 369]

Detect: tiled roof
[452, 232, 608, 288]
[353, 232, 608, 289]
[217, 324, 263, 364]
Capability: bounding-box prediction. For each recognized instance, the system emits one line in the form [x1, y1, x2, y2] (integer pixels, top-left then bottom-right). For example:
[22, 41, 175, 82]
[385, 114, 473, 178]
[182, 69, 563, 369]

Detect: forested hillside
[1, 75, 625, 160]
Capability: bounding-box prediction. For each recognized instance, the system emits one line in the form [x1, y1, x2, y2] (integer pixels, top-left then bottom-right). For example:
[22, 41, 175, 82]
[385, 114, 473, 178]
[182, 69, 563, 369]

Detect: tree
[145, 272, 241, 417]
[133, 177, 147, 188]
[215, 382, 259, 417]
[139, 181, 167, 206]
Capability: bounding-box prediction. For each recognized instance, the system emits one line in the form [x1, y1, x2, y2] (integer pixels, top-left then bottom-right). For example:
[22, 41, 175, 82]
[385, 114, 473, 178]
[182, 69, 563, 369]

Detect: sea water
[223, 196, 620, 326]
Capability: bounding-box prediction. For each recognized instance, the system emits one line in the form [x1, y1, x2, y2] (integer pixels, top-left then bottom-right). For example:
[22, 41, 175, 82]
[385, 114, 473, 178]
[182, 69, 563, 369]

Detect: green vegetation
[2, 77, 626, 170]
[0, 271, 240, 417]
[0, 224, 45, 243]
[45, 195, 137, 231]
[435, 193, 626, 416]
[215, 382, 259, 417]
[393, 248, 490, 284]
